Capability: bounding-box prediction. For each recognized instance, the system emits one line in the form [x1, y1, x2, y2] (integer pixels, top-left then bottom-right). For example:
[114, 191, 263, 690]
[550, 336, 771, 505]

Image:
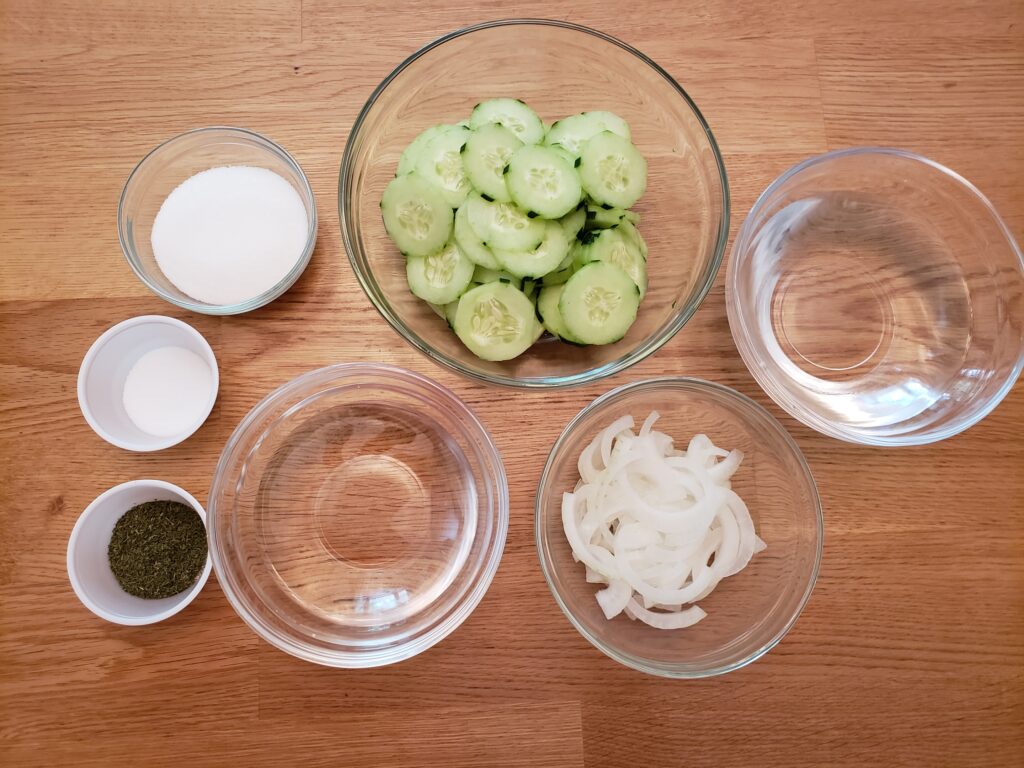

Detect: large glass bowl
[208, 364, 508, 667]
[728, 148, 1024, 446]
[536, 378, 822, 678]
[340, 19, 729, 387]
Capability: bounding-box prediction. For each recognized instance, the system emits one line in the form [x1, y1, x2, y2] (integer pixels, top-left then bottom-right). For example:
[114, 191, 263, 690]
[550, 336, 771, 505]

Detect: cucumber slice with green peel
[397, 124, 451, 176]
[492, 220, 571, 279]
[462, 124, 522, 203]
[538, 242, 577, 286]
[584, 203, 627, 229]
[547, 144, 577, 166]
[453, 282, 538, 361]
[559, 261, 640, 345]
[406, 239, 475, 304]
[559, 204, 587, 240]
[415, 125, 472, 207]
[444, 299, 460, 328]
[522, 278, 539, 301]
[544, 111, 631, 158]
[469, 98, 545, 145]
[454, 202, 500, 269]
[537, 283, 582, 343]
[578, 131, 647, 209]
[618, 217, 648, 259]
[531, 317, 545, 343]
[538, 264, 575, 286]
[574, 227, 647, 299]
[465, 194, 545, 251]
[472, 265, 521, 287]
[505, 145, 583, 219]
[381, 173, 454, 258]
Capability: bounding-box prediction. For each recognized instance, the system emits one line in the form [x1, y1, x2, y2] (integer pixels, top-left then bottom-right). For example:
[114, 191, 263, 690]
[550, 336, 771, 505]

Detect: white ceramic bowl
[67, 480, 212, 625]
[77, 315, 218, 451]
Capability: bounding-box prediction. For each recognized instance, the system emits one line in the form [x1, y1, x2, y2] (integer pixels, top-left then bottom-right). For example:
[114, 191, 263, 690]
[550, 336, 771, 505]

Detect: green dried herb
[108, 500, 207, 599]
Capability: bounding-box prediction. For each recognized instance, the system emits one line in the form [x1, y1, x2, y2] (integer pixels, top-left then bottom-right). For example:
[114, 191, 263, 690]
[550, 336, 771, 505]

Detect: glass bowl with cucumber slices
[341, 19, 729, 387]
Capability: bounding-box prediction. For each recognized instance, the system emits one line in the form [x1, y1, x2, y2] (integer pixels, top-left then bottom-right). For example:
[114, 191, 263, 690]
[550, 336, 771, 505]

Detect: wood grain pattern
[1, 2, 1022, 766]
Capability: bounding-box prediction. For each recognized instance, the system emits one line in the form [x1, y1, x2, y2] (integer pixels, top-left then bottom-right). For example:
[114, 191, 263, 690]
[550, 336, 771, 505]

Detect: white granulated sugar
[123, 346, 214, 437]
[151, 165, 309, 305]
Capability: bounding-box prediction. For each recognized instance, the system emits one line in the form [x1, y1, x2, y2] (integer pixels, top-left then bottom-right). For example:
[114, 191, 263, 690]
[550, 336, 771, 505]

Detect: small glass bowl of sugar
[118, 127, 318, 315]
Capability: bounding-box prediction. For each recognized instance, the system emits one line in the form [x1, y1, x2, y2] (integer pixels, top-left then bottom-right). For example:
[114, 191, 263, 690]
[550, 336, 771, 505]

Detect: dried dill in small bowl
[108, 500, 208, 599]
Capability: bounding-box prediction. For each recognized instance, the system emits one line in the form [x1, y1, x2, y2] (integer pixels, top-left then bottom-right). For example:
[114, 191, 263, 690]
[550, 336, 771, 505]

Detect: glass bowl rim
[118, 125, 319, 316]
[207, 362, 510, 668]
[726, 146, 1024, 446]
[339, 18, 731, 388]
[534, 375, 824, 678]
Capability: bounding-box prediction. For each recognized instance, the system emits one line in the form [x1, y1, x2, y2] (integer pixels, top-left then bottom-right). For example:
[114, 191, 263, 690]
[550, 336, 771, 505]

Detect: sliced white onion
[561, 413, 765, 630]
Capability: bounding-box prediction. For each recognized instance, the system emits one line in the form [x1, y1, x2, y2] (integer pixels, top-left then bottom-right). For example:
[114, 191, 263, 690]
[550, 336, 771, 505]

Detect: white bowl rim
[66, 479, 213, 625]
[77, 314, 219, 452]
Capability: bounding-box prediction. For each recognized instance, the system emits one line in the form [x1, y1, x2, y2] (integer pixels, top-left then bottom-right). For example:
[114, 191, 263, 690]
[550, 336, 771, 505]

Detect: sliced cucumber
[548, 144, 577, 166]
[624, 209, 640, 226]
[522, 278, 539, 302]
[544, 111, 631, 158]
[505, 144, 583, 219]
[578, 131, 647, 209]
[584, 203, 627, 230]
[538, 264, 574, 286]
[427, 302, 446, 319]
[415, 125, 472, 207]
[559, 261, 640, 345]
[453, 282, 538, 361]
[574, 227, 647, 299]
[531, 317, 545, 343]
[559, 204, 587, 240]
[444, 299, 460, 328]
[492, 220, 571, 279]
[462, 124, 522, 203]
[465, 193, 545, 251]
[406, 240, 474, 304]
[397, 124, 451, 176]
[381, 173, 454, 258]
[454, 202, 500, 269]
[618, 217, 648, 259]
[470, 98, 545, 145]
[472, 265, 521, 287]
[537, 283, 581, 343]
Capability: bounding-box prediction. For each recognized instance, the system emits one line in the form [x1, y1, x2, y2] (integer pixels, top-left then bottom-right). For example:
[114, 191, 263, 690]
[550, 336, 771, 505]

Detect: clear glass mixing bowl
[208, 364, 508, 667]
[536, 378, 822, 678]
[728, 148, 1024, 445]
[340, 19, 729, 387]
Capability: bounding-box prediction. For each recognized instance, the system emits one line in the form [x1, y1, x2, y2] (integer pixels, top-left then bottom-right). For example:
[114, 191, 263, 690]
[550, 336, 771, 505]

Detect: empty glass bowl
[119, 127, 318, 315]
[535, 378, 822, 678]
[340, 19, 729, 387]
[208, 364, 508, 667]
[728, 148, 1024, 445]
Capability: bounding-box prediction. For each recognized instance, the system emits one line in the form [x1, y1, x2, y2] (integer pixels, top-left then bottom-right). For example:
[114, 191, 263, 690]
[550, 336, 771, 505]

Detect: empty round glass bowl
[119, 127, 318, 315]
[728, 148, 1024, 446]
[340, 19, 729, 387]
[536, 378, 822, 678]
[208, 364, 508, 667]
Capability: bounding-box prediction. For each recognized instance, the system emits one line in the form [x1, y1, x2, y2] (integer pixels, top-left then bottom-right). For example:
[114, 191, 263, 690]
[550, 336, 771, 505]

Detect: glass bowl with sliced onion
[536, 378, 822, 678]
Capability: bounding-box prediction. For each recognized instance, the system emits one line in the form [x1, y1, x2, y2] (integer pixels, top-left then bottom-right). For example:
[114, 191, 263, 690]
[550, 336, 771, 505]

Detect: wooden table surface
[2, 2, 1022, 766]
